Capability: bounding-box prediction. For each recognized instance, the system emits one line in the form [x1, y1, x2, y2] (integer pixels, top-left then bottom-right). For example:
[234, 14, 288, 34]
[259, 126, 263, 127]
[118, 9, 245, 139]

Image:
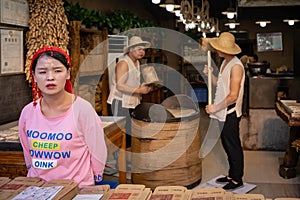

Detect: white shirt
[210, 56, 245, 121]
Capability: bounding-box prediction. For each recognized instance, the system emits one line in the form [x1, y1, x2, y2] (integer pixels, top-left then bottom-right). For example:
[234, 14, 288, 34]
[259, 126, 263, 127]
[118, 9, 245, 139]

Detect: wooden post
[69, 21, 81, 88]
[207, 50, 212, 105]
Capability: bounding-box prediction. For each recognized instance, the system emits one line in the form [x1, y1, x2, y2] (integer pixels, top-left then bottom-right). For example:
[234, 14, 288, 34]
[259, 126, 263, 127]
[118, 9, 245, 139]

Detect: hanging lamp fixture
[225, 20, 240, 29]
[222, 0, 237, 19]
[152, 0, 161, 4]
[159, 0, 180, 12]
[283, 19, 299, 26]
[255, 20, 271, 27]
[222, 7, 237, 19]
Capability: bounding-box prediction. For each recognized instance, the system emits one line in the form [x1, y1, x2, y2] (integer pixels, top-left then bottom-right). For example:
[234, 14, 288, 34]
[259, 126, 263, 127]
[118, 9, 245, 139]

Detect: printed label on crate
[0, 184, 23, 190]
[150, 194, 174, 200]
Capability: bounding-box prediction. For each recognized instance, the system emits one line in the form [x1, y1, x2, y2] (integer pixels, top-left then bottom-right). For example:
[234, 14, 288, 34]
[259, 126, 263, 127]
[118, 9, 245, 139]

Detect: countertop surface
[0, 116, 126, 151]
[249, 75, 295, 79]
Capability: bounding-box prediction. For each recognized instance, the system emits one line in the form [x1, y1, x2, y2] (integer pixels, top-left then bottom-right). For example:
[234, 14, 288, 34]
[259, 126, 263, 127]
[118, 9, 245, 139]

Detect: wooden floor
[249, 183, 300, 198]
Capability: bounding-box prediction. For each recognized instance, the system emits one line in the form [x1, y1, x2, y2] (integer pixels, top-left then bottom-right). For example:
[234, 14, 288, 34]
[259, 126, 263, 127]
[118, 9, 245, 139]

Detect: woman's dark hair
[252, 54, 259, 62]
[31, 51, 70, 72]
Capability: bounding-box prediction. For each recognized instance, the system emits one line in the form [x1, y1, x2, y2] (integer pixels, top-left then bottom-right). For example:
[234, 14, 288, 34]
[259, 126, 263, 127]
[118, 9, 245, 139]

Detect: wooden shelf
[69, 21, 109, 115]
[80, 28, 103, 34]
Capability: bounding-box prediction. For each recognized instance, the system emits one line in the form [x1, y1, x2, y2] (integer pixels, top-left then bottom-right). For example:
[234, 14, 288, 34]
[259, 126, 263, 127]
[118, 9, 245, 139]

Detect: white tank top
[107, 55, 141, 108]
[210, 56, 245, 121]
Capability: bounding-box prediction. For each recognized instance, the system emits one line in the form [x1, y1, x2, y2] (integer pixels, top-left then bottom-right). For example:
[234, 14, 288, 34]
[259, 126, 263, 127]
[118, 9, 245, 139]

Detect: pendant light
[222, 0, 237, 19]
[283, 19, 299, 26]
[255, 20, 271, 27]
[152, 0, 161, 4]
[159, 0, 180, 12]
[222, 8, 237, 19]
[225, 20, 240, 29]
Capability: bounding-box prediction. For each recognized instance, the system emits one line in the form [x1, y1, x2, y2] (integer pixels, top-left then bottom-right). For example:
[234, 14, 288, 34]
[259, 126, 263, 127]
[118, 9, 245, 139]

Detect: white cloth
[107, 55, 141, 109]
[210, 56, 245, 121]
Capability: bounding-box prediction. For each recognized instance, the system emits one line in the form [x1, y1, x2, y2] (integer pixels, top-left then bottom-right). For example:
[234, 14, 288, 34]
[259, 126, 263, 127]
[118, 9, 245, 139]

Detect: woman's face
[130, 46, 146, 60]
[217, 50, 226, 58]
[33, 55, 70, 96]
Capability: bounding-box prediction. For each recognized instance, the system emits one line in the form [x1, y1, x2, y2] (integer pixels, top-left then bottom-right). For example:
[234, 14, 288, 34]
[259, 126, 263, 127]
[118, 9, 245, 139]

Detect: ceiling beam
[238, 0, 300, 7]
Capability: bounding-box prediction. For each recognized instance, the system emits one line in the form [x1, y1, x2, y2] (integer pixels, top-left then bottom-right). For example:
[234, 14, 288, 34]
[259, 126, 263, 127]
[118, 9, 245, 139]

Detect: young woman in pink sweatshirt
[18, 46, 107, 187]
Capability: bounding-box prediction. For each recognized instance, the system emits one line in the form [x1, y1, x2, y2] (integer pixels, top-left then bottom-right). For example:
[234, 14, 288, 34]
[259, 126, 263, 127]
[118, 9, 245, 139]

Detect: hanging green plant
[108, 10, 157, 34]
[63, 1, 84, 21]
[63, 1, 157, 33]
[96, 11, 107, 29]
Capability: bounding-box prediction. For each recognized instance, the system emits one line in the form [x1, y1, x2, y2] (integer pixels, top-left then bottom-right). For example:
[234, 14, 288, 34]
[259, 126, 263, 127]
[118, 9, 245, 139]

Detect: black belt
[227, 103, 236, 110]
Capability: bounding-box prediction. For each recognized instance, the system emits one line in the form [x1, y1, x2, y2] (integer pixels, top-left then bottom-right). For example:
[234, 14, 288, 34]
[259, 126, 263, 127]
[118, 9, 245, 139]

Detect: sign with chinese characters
[0, 29, 24, 74]
[0, 0, 29, 27]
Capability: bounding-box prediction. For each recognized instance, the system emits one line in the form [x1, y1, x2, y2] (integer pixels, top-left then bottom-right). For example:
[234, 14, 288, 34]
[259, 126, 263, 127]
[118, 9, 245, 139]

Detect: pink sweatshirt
[18, 96, 107, 187]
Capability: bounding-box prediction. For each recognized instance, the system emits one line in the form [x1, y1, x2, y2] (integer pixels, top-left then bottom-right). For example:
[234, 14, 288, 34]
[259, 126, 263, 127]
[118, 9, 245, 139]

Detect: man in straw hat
[107, 36, 152, 147]
[203, 32, 245, 190]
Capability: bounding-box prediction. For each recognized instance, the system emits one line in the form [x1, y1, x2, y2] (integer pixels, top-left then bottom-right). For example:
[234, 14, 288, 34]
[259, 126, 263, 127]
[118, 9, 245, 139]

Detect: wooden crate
[0, 151, 27, 178]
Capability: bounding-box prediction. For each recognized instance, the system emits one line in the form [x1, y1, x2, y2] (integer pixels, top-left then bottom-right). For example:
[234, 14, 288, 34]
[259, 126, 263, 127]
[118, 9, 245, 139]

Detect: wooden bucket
[131, 116, 201, 190]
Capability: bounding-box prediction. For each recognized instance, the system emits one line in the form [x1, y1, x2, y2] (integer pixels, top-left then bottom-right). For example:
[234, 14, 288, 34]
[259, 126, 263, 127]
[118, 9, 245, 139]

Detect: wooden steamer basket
[130, 95, 201, 190]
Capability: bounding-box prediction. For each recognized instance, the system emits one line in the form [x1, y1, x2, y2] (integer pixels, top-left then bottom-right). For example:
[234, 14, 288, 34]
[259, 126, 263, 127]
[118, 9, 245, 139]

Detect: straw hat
[124, 36, 151, 53]
[209, 32, 241, 55]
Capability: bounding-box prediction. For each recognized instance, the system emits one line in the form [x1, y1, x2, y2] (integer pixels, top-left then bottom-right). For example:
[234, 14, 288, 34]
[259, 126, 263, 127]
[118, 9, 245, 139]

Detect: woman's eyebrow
[36, 65, 64, 70]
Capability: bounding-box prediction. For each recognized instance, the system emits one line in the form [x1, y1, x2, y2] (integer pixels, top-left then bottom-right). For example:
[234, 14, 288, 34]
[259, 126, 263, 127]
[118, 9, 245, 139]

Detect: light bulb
[260, 21, 267, 27]
[229, 23, 236, 29]
[187, 22, 196, 29]
[152, 0, 161, 4]
[206, 22, 211, 29]
[174, 10, 181, 17]
[185, 25, 189, 31]
[200, 21, 205, 29]
[180, 15, 184, 21]
[227, 12, 235, 19]
[288, 20, 294, 26]
[166, 4, 174, 12]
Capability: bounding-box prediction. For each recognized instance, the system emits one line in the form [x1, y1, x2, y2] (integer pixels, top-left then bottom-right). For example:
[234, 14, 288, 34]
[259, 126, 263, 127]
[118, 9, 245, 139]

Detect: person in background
[203, 32, 245, 190]
[107, 36, 152, 148]
[18, 46, 107, 187]
[240, 54, 258, 70]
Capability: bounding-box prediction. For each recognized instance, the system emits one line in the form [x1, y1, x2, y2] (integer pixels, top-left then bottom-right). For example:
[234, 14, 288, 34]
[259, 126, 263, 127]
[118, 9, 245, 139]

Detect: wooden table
[275, 101, 300, 178]
[0, 116, 127, 184]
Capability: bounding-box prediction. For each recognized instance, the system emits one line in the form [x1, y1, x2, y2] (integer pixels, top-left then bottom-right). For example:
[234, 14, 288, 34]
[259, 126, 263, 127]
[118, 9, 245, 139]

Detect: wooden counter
[275, 101, 300, 179]
[0, 116, 127, 184]
[0, 151, 27, 178]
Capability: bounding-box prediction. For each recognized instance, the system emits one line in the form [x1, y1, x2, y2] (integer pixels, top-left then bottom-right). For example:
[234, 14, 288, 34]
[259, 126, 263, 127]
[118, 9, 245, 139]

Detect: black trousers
[219, 112, 244, 183]
[109, 99, 133, 148]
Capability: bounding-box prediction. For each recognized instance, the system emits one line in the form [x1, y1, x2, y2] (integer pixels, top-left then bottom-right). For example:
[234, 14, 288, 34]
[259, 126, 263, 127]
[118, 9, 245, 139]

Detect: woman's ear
[67, 68, 71, 80]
